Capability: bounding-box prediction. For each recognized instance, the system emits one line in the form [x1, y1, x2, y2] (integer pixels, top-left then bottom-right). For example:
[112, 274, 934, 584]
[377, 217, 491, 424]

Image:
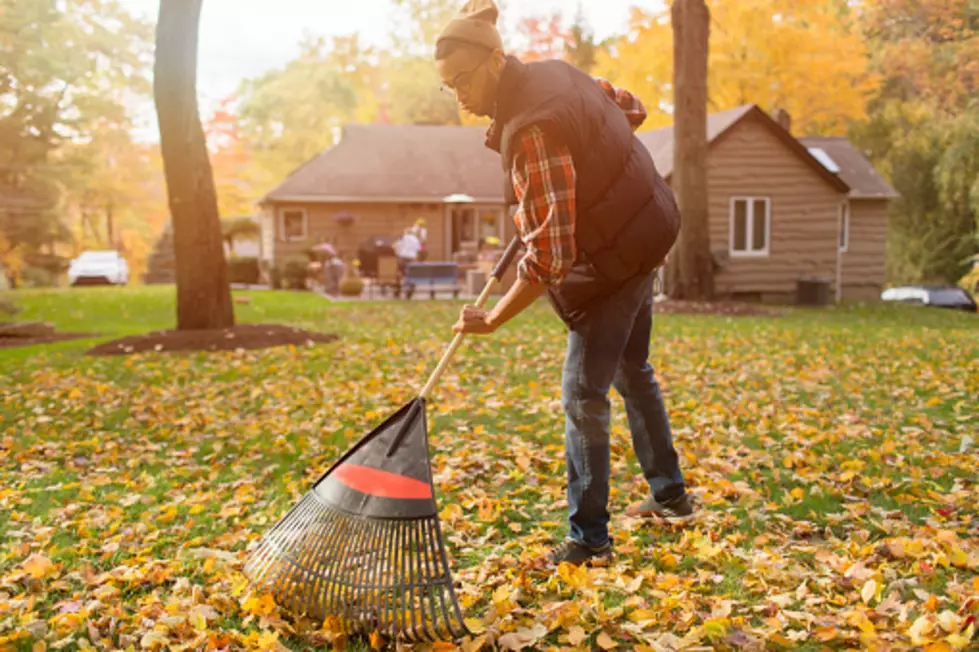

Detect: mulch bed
[86, 324, 339, 356]
[0, 332, 97, 349]
[652, 299, 786, 316]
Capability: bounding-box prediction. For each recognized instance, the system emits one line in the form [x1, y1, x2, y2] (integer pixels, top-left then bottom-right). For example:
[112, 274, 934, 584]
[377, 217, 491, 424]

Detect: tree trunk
[153, 0, 234, 330]
[667, 0, 714, 300]
[105, 201, 114, 249]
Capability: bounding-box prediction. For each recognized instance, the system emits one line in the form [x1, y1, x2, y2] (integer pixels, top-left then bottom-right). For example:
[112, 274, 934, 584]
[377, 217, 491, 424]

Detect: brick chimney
[775, 108, 791, 134]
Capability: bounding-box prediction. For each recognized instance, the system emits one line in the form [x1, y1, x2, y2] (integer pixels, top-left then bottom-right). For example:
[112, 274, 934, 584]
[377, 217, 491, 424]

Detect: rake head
[244, 398, 469, 643]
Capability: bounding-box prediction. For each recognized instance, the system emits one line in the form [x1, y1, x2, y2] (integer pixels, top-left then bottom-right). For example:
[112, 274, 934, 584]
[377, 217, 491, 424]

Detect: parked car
[881, 284, 977, 312]
[68, 250, 129, 286]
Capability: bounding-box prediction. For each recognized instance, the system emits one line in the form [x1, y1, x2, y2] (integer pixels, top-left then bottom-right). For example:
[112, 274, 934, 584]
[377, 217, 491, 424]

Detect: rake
[244, 236, 522, 643]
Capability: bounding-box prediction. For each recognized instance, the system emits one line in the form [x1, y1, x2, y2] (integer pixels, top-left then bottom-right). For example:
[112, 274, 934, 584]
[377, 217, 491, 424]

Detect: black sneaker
[545, 538, 613, 567]
[626, 492, 697, 523]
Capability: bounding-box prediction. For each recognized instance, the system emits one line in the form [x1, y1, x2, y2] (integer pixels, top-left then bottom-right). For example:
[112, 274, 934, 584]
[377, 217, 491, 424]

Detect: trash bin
[797, 276, 832, 306]
[466, 269, 487, 296]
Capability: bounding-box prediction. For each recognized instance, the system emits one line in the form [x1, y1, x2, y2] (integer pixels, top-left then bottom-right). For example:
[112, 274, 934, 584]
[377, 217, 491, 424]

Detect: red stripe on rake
[333, 463, 433, 500]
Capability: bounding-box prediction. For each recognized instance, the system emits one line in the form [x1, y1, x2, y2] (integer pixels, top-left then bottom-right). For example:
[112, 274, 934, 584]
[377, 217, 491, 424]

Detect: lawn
[1, 286, 977, 652]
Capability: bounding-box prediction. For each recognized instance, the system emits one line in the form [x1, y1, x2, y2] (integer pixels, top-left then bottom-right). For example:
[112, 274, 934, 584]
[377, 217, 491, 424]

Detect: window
[279, 209, 307, 242]
[839, 202, 849, 253]
[730, 197, 770, 256]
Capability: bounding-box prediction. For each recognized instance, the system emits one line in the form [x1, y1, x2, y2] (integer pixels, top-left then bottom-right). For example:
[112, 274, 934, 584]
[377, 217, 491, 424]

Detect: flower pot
[339, 277, 364, 296]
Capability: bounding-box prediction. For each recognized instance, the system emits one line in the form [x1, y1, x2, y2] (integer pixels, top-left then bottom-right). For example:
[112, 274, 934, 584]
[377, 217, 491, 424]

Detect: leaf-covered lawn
[1, 287, 977, 652]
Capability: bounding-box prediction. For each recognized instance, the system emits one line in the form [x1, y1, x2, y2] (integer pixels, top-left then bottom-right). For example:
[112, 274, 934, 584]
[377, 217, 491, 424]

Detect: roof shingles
[636, 105, 755, 176]
[262, 124, 504, 204]
[264, 105, 896, 204]
[799, 136, 900, 199]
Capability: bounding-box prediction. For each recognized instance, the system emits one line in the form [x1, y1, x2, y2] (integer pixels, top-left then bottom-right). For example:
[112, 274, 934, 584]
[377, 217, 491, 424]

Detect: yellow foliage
[595, 0, 879, 135]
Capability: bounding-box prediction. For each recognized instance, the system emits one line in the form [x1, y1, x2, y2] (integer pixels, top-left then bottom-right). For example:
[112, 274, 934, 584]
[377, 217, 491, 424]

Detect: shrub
[280, 258, 308, 290]
[21, 266, 58, 288]
[227, 257, 260, 285]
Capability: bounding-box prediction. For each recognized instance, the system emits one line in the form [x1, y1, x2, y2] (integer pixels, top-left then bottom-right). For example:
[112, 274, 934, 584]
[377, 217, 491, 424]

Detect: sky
[120, 0, 666, 137]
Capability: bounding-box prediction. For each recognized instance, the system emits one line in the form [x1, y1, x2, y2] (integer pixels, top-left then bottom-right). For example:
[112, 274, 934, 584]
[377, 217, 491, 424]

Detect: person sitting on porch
[395, 227, 422, 278]
[408, 218, 428, 261]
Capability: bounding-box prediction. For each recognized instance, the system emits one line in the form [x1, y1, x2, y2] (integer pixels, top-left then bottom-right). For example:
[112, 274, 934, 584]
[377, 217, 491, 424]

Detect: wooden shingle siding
[706, 115, 844, 298]
[271, 202, 448, 262]
[841, 199, 889, 300]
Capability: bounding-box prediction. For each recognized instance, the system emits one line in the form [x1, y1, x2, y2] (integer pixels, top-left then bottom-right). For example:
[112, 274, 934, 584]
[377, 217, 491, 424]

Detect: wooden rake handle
[419, 236, 522, 400]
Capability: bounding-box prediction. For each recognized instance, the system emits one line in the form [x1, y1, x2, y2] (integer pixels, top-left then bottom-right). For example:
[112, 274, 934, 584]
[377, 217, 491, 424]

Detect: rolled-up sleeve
[595, 78, 647, 130]
[510, 125, 577, 286]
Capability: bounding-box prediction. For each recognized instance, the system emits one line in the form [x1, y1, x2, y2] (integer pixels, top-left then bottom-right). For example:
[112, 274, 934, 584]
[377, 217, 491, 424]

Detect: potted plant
[339, 258, 364, 297]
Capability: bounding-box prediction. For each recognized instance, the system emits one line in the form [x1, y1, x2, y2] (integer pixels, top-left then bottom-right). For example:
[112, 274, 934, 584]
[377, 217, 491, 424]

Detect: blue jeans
[561, 271, 686, 548]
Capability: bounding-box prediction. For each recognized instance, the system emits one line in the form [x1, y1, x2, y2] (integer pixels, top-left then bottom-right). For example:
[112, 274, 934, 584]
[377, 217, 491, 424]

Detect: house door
[446, 206, 505, 258]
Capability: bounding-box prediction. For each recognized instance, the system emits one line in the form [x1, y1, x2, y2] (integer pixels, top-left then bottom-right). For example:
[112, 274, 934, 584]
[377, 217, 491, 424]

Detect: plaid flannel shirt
[488, 78, 648, 286]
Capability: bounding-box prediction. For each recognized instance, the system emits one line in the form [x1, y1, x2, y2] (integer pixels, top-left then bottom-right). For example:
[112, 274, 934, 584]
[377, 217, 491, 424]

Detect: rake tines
[244, 399, 469, 643]
[245, 238, 524, 645]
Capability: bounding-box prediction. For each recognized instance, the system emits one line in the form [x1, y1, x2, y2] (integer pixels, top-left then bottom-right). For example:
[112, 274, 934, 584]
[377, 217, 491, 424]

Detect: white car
[68, 250, 129, 286]
[881, 284, 977, 312]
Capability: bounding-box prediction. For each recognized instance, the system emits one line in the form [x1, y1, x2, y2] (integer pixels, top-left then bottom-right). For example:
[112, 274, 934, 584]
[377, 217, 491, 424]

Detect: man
[436, 0, 695, 567]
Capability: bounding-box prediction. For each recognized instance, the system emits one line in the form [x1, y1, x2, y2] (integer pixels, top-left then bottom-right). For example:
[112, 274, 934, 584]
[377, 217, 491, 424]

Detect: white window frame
[839, 202, 849, 253]
[278, 208, 308, 243]
[729, 196, 771, 257]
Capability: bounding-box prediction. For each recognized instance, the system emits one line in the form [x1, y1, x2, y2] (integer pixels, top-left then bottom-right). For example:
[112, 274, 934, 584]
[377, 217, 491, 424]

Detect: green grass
[1, 285, 977, 651]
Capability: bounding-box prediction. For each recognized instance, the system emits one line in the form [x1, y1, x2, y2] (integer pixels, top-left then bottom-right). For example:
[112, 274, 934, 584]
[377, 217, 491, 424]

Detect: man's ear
[489, 48, 507, 76]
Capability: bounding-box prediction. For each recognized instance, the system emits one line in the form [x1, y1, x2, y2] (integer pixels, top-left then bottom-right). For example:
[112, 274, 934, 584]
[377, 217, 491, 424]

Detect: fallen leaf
[464, 618, 486, 635]
[21, 554, 55, 580]
[567, 626, 588, 646]
[596, 631, 618, 650]
[861, 578, 878, 604]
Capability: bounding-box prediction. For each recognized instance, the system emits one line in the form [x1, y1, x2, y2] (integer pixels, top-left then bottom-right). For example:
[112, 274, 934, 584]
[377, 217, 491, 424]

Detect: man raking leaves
[436, 0, 697, 567]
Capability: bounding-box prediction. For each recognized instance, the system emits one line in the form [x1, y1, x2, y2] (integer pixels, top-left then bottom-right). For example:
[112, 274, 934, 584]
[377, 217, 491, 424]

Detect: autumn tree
[0, 0, 152, 279]
[205, 97, 265, 220]
[56, 124, 167, 281]
[390, 0, 461, 57]
[667, 0, 714, 301]
[513, 12, 566, 62]
[594, 1, 877, 134]
[154, 0, 234, 330]
[591, 9, 675, 129]
[851, 0, 979, 284]
[383, 54, 462, 126]
[564, 6, 601, 73]
[236, 38, 359, 182]
[235, 12, 470, 176]
[386, 0, 470, 125]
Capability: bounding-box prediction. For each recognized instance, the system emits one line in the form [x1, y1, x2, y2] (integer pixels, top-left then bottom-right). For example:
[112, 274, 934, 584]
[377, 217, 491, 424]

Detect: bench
[403, 262, 460, 300]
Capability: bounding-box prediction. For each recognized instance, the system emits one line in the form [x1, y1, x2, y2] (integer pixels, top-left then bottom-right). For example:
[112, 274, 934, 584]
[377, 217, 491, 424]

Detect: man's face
[436, 46, 505, 118]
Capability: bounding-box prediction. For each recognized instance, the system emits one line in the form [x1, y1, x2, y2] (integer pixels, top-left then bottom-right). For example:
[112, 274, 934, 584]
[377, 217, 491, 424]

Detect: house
[257, 124, 513, 276]
[259, 105, 898, 301]
[636, 105, 899, 301]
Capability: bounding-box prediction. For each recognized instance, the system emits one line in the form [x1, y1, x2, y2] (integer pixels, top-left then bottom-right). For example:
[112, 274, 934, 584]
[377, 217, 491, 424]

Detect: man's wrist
[485, 310, 502, 331]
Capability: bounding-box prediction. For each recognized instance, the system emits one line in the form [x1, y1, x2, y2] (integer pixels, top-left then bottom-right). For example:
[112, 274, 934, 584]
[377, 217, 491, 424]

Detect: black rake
[244, 236, 522, 644]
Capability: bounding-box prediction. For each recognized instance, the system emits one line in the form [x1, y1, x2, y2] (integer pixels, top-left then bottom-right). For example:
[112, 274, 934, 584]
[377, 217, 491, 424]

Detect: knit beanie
[436, 0, 503, 52]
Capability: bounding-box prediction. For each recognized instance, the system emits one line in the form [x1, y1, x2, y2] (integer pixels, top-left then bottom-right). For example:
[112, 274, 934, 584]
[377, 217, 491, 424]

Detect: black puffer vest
[488, 57, 681, 325]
